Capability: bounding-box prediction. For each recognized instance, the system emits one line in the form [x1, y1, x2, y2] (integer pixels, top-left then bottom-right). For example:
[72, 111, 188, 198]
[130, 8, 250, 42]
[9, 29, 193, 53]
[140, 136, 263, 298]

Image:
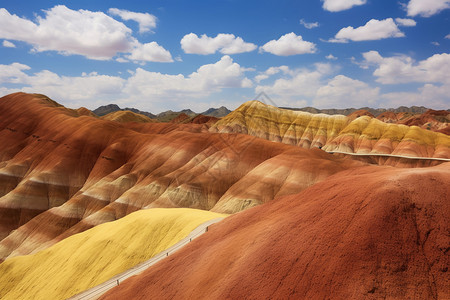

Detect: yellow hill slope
[210, 100, 450, 159]
[0, 208, 226, 300]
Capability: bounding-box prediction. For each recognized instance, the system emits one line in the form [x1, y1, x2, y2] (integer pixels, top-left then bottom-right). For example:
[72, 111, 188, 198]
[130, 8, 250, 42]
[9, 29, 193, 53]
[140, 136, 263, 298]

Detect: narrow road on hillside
[325, 150, 450, 162]
[68, 217, 225, 300]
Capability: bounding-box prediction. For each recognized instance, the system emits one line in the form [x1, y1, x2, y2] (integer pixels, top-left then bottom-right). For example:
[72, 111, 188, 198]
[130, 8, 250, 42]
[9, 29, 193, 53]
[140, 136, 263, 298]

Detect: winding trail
[68, 217, 225, 300]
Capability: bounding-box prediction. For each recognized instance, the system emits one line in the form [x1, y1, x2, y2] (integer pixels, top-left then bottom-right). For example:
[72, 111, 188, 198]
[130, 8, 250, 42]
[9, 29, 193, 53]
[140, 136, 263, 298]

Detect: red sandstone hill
[169, 113, 219, 124]
[377, 109, 450, 132]
[101, 162, 450, 300]
[0, 93, 361, 261]
[347, 109, 375, 120]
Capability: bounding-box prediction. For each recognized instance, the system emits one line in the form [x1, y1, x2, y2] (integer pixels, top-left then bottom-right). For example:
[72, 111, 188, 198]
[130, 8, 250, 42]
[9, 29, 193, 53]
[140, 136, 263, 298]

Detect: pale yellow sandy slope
[0, 208, 226, 300]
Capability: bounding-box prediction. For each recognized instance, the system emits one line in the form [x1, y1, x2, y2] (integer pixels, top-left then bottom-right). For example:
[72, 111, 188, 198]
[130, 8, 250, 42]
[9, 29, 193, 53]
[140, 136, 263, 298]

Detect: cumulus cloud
[260, 33, 316, 56]
[0, 62, 30, 83]
[125, 55, 252, 100]
[330, 18, 404, 43]
[326, 54, 337, 60]
[255, 64, 333, 103]
[180, 33, 257, 55]
[445, 34, 450, 39]
[314, 75, 379, 108]
[405, 0, 450, 17]
[0, 6, 172, 62]
[322, 0, 367, 12]
[254, 66, 293, 83]
[108, 8, 157, 33]
[0, 56, 252, 111]
[127, 42, 173, 62]
[2, 40, 16, 48]
[381, 83, 450, 109]
[0, 62, 125, 108]
[254, 63, 382, 108]
[300, 19, 319, 29]
[0, 6, 134, 60]
[395, 18, 417, 27]
[361, 51, 450, 84]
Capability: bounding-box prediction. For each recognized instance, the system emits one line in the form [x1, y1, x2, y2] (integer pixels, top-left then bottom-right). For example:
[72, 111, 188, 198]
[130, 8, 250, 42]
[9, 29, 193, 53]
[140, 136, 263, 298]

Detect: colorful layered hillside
[377, 109, 450, 133]
[169, 113, 219, 125]
[210, 100, 450, 159]
[101, 110, 157, 123]
[169, 112, 191, 123]
[347, 109, 375, 120]
[0, 208, 225, 300]
[101, 163, 450, 300]
[0, 92, 359, 261]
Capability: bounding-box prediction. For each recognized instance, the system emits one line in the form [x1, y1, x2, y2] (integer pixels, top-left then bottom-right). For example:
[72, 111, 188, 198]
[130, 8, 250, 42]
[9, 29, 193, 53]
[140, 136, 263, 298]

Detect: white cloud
[322, 0, 367, 12]
[108, 8, 157, 33]
[0, 6, 172, 63]
[432, 41, 440, 46]
[116, 57, 129, 63]
[0, 6, 135, 60]
[125, 55, 252, 100]
[361, 51, 450, 84]
[127, 42, 173, 62]
[180, 33, 257, 55]
[314, 75, 380, 108]
[405, 0, 450, 17]
[326, 54, 338, 60]
[445, 34, 450, 39]
[255, 64, 332, 102]
[395, 18, 417, 27]
[300, 19, 319, 29]
[381, 84, 450, 109]
[254, 66, 293, 83]
[0, 56, 252, 111]
[254, 64, 382, 108]
[2, 40, 16, 48]
[0, 62, 30, 83]
[260, 33, 316, 56]
[332, 18, 404, 42]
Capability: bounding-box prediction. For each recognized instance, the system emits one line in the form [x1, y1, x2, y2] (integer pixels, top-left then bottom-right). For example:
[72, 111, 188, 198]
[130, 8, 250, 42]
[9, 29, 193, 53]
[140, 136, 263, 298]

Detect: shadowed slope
[0, 93, 359, 261]
[0, 208, 225, 300]
[101, 163, 450, 300]
[210, 101, 450, 160]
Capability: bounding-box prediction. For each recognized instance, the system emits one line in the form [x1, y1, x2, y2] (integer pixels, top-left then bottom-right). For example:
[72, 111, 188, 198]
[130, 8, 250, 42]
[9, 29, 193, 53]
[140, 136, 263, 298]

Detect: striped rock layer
[210, 100, 450, 160]
[101, 163, 450, 300]
[0, 93, 360, 261]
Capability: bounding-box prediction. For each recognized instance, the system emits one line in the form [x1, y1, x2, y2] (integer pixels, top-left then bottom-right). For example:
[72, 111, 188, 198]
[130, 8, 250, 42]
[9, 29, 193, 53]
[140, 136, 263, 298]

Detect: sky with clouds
[0, 0, 449, 112]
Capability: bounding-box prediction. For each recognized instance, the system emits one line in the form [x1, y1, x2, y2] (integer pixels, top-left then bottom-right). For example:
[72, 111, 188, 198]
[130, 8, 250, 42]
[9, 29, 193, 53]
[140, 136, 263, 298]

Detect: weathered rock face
[0, 93, 359, 261]
[376, 109, 450, 133]
[100, 162, 450, 300]
[210, 100, 450, 160]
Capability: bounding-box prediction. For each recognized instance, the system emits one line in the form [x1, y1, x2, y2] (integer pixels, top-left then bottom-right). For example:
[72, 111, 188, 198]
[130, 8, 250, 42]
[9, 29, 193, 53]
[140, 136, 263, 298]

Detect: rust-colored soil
[101, 163, 450, 300]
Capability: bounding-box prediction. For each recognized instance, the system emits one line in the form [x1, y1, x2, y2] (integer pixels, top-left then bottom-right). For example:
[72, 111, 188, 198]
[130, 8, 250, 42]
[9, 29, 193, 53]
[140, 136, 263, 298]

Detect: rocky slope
[101, 163, 450, 300]
[0, 93, 359, 261]
[210, 100, 450, 160]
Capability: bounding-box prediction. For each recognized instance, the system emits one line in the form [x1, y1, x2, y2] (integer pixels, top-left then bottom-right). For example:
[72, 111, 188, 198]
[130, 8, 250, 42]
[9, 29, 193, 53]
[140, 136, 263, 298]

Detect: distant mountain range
[93, 104, 231, 122]
[93, 104, 157, 119]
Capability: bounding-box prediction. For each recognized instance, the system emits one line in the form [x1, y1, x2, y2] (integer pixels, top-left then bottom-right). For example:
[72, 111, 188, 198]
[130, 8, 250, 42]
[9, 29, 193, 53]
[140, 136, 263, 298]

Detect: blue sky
[0, 0, 449, 113]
